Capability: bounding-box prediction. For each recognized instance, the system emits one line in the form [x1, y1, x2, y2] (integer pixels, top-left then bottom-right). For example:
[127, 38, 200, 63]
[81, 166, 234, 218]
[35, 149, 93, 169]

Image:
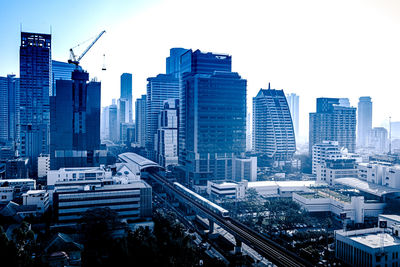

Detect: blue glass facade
[178, 50, 246, 185]
[52, 60, 81, 96]
[146, 74, 179, 159]
[50, 69, 101, 169]
[19, 32, 52, 173]
[0, 75, 19, 147]
[120, 73, 133, 123]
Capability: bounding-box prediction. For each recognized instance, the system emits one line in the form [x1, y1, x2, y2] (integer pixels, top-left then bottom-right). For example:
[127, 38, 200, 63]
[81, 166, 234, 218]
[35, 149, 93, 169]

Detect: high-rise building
[286, 93, 299, 141]
[357, 96, 372, 148]
[101, 103, 118, 143]
[253, 86, 296, 161]
[166, 48, 189, 78]
[135, 95, 146, 148]
[309, 98, 356, 154]
[368, 127, 388, 153]
[19, 32, 52, 174]
[155, 99, 179, 167]
[52, 60, 81, 96]
[146, 74, 179, 159]
[50, 69, 101, 170]
[179, 50, 246, 186]
[120, 73, 133, 123]
[0, 75, 19, 147]
[117, 98, 129, 141]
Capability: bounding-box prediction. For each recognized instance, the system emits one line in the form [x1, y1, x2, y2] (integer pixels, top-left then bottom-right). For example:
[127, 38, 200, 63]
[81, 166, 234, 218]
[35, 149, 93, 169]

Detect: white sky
[6, 0, 400, 139]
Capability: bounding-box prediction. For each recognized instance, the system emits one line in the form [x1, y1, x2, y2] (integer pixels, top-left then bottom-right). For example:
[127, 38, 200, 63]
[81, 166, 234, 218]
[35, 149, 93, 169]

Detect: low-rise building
[357, 162, 400, 189]
[335, 227, 400, 266]
[233, 157, 257, 182]
[317, 158, 358, 185]
[293, 187, 385, 223]
[0, 187, 14, 203]
[0, 179, 36, 190]
[207, 179, 316, 199]
[22, 190, 50, 214]
[53, 181, 152, 223]
[47, 166, 112, 186]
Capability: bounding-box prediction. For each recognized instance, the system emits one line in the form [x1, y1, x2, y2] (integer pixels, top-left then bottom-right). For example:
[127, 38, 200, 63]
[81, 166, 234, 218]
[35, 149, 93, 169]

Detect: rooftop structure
[335, 177, 400, 198]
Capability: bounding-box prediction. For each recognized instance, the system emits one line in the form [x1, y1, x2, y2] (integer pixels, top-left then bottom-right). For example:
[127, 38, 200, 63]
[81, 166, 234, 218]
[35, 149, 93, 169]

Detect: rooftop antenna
[389, 116, 392, 155]
[102, 54, 106, 71]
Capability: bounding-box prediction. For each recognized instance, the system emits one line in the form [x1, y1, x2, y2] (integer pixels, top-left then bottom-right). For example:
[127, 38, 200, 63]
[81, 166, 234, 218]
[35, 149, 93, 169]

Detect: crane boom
[68, 30, 106, 67]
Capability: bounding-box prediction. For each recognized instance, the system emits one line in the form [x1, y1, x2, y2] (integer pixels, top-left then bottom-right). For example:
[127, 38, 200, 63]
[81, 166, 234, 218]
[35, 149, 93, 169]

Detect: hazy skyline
[1, 0, 400, 138]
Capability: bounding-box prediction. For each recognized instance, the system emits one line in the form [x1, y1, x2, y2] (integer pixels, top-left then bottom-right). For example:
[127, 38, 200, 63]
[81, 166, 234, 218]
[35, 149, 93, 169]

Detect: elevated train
[173, 182, 230, 218]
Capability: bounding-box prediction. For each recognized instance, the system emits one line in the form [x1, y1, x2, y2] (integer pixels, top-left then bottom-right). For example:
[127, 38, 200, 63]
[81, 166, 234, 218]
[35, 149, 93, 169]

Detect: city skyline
[1, 0, 400, 138]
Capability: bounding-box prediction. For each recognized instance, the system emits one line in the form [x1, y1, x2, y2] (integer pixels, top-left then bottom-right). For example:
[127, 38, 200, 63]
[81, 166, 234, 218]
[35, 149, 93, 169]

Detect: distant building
[368, 127, 388, 153]
[117, 98, 129, 141]
[286, 93, 299, 141]
[0, 75, 19, 148]
[155, 99, 179, 168]
[253, 86, 296, 161]
[0, 178, 36, 190]
[37, 154, 50, 178]
[357, 162, 400, 189]
[101, 103, 118, 143]
[6, 157, 29, 179]
[53, 181, 152, 223]
[120, 73, 133, 123]
[19, 32, 52, 173]
[50, 70, 102, 170]
[146, 74, 179, 159]
[312, 141, 341, 175]
[357, 96, 372, 148]
[309, 98, 356, 154]
[135, 95, 146, 147]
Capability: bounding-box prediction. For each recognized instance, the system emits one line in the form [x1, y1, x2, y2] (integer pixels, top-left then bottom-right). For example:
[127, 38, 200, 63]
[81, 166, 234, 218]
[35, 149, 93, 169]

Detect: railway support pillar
[234, 238, 242, 254]
[208, 219, 214, 233]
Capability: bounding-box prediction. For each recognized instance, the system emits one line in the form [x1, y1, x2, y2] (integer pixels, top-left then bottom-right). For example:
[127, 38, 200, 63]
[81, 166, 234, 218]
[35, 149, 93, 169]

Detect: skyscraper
[19, 32, 52, 173]
[0, 75, 19, 147]
[166, 48, 189, 78]
[52, 60, 81, 96]
[309, 98, 356, 154]
[155, 99, 179, 167]
[253, 86, 296, 161]
[368, 127, 388, 153]
[286, 93, 299, 141]
[50, 69, 101, 170]
[120, 73, 133, 123]
[179, 50, 246, 186]
[146, 74, 179, 159]
[117, 98, 129, 141]
[357, 96, 372, 148]
[135, 95, 146, 148]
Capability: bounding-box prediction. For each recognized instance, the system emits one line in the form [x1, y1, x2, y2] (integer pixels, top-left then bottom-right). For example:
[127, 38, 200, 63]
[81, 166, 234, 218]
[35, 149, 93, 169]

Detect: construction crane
[68, 30, 106, 68]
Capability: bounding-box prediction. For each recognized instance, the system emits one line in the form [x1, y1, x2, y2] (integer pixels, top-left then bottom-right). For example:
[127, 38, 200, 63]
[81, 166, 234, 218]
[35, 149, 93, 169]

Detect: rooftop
[337, 228, 400, 249]
[335, 177, 400, 197]
[248, 180, 316, 188]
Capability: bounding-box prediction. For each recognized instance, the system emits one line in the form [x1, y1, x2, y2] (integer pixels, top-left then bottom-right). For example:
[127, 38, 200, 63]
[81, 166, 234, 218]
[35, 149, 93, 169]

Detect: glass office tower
[19, 32, 52, 174]
[50, 69, 101, 169]
[179, 50, 246, 186]
[120, 73, 133, 123]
